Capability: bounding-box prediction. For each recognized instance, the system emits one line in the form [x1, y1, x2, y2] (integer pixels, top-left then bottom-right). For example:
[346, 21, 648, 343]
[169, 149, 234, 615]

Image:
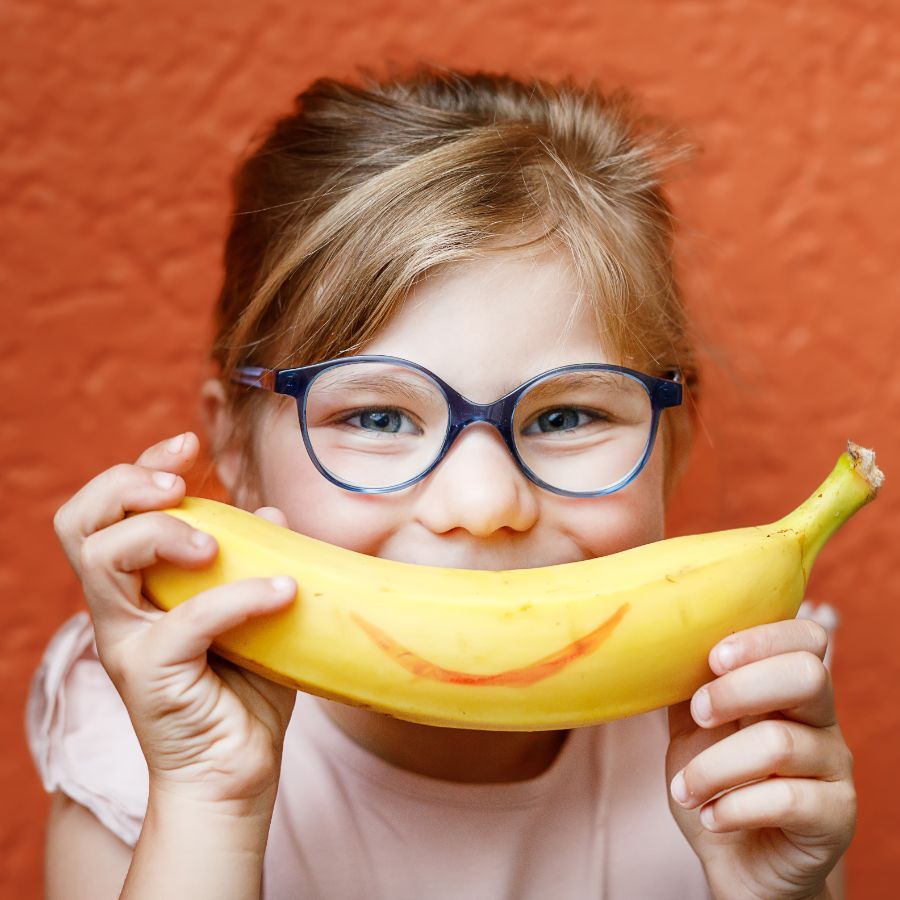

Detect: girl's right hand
[53, 431, 299, 811]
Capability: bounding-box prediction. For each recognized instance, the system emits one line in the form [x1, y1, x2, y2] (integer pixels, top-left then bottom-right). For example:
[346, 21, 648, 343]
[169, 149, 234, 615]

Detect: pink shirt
[26, 605, 836, 899]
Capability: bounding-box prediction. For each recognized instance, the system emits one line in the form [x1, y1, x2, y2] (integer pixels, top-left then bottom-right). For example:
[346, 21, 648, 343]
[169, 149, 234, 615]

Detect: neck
[316, 697, 571, 783]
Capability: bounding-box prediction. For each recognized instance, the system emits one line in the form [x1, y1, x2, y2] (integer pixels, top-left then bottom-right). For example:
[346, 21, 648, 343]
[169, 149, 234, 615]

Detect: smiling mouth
[349, 603, 629, 686]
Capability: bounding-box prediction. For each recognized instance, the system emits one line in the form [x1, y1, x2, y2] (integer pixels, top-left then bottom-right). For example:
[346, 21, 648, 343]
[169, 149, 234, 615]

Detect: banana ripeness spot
[349, 604, 630, 687]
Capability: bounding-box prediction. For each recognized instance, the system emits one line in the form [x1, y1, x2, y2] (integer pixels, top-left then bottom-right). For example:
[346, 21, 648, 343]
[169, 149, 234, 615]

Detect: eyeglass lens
[304, 362, 653, 493]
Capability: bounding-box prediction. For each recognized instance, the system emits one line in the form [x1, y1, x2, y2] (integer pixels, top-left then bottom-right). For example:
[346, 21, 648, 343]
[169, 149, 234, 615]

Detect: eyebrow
[521, 370, 631, 401]
[315, 373, 440, 406]
[316, 367, 632, 407]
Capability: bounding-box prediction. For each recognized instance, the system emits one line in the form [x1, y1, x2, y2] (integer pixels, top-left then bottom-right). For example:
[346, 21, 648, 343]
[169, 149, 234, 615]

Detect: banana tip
[847, 441, 885, 493]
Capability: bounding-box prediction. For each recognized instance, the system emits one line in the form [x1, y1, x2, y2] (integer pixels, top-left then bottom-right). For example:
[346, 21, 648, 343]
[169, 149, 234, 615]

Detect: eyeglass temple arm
[231, 367, 277, 392]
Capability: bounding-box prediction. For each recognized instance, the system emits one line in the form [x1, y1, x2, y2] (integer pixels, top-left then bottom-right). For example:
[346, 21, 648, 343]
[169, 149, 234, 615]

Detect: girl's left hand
[665, 618, 856, 900]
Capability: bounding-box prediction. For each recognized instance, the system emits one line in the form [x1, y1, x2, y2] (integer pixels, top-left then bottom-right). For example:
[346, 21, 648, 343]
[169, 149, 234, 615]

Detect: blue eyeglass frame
[232, 355, 683, 498]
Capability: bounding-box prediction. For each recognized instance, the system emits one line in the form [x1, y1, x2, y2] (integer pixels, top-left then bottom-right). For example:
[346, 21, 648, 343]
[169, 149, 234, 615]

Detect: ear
[198, 378, 259, 508]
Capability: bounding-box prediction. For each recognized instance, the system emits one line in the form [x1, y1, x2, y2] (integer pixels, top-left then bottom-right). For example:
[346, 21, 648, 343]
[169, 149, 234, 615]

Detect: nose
[413, 423, 540, 537]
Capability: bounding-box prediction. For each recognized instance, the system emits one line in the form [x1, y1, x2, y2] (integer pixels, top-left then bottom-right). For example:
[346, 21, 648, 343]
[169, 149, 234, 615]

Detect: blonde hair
[211, 67, 700, 501]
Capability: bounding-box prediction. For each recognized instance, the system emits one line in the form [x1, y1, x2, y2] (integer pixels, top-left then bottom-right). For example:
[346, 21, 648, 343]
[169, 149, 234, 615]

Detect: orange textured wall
[3, 1, 898, 895]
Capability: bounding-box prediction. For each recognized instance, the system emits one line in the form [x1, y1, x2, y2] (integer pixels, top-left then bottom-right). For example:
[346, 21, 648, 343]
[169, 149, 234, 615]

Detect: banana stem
[774, 442, 884, 579]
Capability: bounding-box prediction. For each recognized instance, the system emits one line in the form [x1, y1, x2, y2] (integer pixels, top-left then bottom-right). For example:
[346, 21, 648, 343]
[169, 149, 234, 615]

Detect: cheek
[561, 444, 667, 557]
[254, 413, 403, 552]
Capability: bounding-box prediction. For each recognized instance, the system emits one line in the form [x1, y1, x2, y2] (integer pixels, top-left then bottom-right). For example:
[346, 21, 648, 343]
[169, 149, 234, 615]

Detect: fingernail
[166, 433, 186, 454]
[153, 471, 177, 489]
[190, 530, 214, 550]
[692, 688, 712, 725]
[270, 576, 296, 597]
[715, 641, 737, 671]
[700, 806, 717, 829]
[671, 771, 689, 806]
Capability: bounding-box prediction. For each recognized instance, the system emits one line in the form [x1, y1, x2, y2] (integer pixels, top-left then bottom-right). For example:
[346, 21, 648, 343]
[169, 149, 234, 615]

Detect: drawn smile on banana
[349, 604, 630, 687]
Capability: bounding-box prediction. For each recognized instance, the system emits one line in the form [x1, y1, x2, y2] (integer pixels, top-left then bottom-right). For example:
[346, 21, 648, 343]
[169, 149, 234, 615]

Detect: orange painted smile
[349, 603, 629, 687]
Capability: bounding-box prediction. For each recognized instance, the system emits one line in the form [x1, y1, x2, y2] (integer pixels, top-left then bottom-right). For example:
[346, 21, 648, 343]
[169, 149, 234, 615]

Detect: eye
[522, 408, 601, 435]
[342, 408, 420, 435]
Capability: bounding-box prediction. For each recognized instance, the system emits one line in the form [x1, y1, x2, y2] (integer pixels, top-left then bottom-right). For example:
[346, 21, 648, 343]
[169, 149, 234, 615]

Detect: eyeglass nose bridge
[442, 395, 521, 456]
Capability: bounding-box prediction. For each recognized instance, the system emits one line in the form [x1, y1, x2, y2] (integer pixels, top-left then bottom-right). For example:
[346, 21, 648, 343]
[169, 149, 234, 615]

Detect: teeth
[143, 444, 882, 731]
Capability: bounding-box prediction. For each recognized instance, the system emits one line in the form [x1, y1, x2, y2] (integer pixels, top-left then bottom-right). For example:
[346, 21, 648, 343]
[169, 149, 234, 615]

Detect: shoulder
[26, 611, 148, 848]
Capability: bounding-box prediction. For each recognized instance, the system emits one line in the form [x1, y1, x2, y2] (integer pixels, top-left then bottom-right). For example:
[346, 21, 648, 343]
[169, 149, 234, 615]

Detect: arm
[45, 789, 278, 900]
[120, 789, 277, 900]
[46, 792, 132, 899]
[48, 432, 298, 898]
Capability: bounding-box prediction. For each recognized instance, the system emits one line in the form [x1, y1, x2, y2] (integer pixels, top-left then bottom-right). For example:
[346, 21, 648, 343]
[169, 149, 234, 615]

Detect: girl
[29, 69, 854, 899]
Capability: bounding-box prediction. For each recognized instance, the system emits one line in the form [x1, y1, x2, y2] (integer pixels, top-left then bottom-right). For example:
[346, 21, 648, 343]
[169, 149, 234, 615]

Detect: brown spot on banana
[349, 603, 629, 687]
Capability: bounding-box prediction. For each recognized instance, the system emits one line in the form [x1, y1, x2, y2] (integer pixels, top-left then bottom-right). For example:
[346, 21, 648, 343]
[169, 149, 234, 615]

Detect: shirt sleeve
[796, 600, 839, 670]
[25, 611, 148, 847]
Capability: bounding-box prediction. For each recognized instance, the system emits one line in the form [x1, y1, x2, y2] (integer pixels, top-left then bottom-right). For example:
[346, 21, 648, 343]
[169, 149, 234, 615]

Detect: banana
[142, 442, 882, 731]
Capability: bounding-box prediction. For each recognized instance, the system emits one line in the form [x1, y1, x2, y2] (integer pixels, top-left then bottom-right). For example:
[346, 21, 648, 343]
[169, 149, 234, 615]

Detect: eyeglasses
[232, 355, 683, 497]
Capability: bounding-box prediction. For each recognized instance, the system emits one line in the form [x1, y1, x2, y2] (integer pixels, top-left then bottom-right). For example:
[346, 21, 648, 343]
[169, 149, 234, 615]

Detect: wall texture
[3, 0, 898, 895]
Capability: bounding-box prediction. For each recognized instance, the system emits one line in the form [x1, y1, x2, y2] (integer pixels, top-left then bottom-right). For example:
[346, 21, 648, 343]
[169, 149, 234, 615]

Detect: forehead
[359, 249, 614, 402]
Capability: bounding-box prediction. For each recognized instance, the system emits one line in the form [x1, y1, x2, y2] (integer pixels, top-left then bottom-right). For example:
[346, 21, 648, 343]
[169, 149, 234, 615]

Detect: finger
[666, 699, 738, 805]
[54, 436, 197, 574]
[670, 719, 853, 811]
[696, 775, 857, 840]
[253, 507, 289, 528]
[143, 576, 297, 668]
[79, 512, 219, 625]
[692, 651, 835, 729]
[134, 430, 200, 471]
[709, 618, 829, 676]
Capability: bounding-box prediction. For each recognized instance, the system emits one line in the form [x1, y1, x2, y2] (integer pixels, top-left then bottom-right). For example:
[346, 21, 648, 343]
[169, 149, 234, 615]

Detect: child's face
[242, 247, 667, 567]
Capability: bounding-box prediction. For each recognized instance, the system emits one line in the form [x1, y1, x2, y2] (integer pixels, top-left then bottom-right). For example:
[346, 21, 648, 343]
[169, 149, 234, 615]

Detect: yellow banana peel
[142, 442, 883, 731]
